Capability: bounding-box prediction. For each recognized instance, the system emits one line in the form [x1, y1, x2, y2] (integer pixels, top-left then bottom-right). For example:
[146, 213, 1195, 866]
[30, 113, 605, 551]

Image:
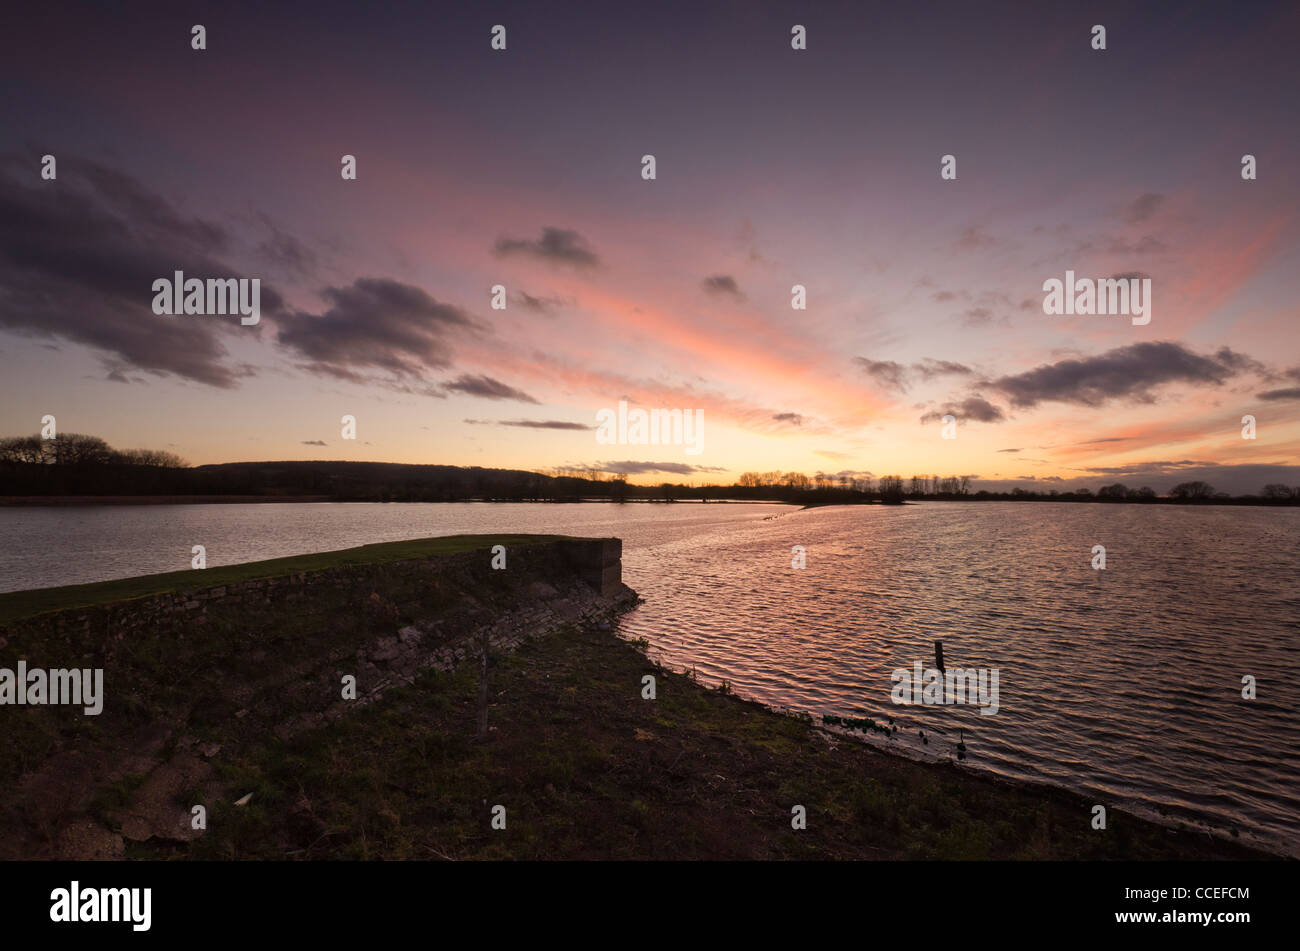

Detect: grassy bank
[0, 534, 562, 625]
[148, 620, 1273, 861]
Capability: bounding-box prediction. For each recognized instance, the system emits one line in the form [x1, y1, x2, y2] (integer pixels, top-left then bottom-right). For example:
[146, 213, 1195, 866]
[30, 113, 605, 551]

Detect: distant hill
[0, 457, 628, 502]
[188, 460, 613, 501]
[4, 438, 1296, 506]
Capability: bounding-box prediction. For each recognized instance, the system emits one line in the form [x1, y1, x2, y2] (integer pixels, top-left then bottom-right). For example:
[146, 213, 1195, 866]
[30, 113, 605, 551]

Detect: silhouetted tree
[1170, 480, 1215, 501]
[0, 436, 43, 464]
[878, 475, 905, 503]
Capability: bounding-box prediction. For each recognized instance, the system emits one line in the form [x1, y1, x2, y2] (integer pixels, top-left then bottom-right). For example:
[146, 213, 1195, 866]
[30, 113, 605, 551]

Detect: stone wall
[0, 536, 623, 652]
[0, 535, 634, 859]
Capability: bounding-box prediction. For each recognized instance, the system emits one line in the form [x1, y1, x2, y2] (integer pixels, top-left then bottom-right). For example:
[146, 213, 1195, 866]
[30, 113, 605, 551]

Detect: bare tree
[0, 436, 43, 463]
[118, 448, 189, 467]
[41, 433, 115, 466]
[878, 475, 905, 502]
[1170, 480, 1215, 500]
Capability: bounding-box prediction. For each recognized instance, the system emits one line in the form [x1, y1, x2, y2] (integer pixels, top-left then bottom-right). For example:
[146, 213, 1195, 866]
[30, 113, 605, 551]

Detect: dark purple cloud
[443, 374, 539, 403]
[702, 274, 744, 298]
[515, 291, 568, 315]
[989, 342, 1256, 409]
[275, 278, 481, 382]
[494, 227, 599, 269]
[857, 357, 972, 392]
[465, 418, 588, 429]
[855, 359, 909, 390]
[1123, 193, 1165, 224]
[920, 396, 1007, 424]
[0, 155, 285, 388]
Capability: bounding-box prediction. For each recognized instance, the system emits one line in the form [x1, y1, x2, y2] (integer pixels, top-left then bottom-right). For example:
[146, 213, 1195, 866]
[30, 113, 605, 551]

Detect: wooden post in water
[477, 633, 490, 740]
[934, 639, 945, 672]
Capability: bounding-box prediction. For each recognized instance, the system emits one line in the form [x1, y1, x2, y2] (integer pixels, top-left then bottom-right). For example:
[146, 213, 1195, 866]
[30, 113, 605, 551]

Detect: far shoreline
[0, 496, 790, 507]
[2, 495, 1297, 509]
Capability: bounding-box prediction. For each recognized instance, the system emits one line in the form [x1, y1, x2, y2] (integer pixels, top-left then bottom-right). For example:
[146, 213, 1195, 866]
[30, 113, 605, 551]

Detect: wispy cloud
[1122, 192, 1165, 224]
[595, 460, 727, 475]
[443, 374, 539, 403]
[856, 356, 972, 392]
[701, 274, 744, 299]
[493, 227, 599, 269]
[515, 291, 569, 315]
[465, 418, 589, 430]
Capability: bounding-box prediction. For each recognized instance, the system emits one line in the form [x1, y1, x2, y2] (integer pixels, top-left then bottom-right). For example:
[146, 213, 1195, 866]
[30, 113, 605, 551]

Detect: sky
[1, 0, 1298, 493]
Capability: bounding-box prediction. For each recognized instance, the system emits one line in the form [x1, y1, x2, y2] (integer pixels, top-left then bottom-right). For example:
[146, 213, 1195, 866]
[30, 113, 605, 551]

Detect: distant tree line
[2, 433, 1298, 505]
[958, 479, 1300, 505]
[0, 433, 187, 468]
[0, 433, 190, 495]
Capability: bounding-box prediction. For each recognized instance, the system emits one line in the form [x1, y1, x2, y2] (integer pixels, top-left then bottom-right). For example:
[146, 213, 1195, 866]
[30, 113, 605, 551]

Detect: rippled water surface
[2, 501, 1296, 854]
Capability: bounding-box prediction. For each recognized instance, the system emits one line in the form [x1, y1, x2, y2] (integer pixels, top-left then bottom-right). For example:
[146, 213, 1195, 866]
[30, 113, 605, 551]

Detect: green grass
[138, 621, 1276, 862]
[0, 534, 571, 625]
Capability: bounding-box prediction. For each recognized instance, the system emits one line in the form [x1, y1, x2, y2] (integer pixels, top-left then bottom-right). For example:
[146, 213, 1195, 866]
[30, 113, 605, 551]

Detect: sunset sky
[2, 0, 1298, 492]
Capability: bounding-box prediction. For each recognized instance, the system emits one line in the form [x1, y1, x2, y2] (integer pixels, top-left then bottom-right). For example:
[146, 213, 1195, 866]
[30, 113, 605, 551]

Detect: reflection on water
[1, 500, 1296, 854]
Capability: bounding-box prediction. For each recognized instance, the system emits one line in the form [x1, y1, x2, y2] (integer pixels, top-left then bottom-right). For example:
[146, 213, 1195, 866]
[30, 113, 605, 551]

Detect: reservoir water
[1, 500, 1296, 855]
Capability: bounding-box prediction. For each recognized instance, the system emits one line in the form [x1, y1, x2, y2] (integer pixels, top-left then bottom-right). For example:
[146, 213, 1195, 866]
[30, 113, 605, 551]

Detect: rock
[54, 819, 124, 860]
[114, 752, 212, 843]
[528, 581, 559, 599]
